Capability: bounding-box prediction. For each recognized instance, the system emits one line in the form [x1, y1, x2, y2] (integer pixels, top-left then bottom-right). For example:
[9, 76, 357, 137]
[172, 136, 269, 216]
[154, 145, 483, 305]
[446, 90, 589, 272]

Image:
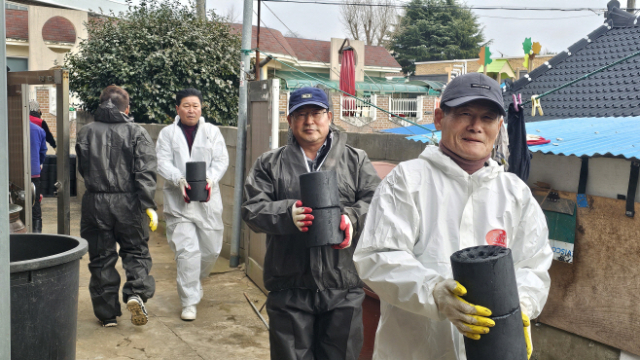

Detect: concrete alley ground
[41, 197, 270, 360]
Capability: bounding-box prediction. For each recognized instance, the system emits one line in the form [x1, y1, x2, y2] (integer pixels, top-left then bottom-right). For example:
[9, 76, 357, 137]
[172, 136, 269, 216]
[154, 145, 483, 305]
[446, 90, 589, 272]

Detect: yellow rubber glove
[146, 208, 158, 232]
[522, 312, 532, 359]
[433, 280, 495, 340]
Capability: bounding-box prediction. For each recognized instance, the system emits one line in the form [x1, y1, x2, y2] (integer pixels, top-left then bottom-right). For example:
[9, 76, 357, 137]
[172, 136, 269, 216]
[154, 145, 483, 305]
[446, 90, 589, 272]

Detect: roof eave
[364, 65, 402, 72]
[414, 59, 479, 65]
[293, 60, 331, 69]
[252, 52, 298, 64]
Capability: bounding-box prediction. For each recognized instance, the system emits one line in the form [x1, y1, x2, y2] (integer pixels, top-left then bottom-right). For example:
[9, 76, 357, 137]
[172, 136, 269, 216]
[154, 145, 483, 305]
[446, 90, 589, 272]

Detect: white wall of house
[528, 152, 640, 202]
[6, 42, 28, 58]
[28, 6, 88, 71]
[330, 38, 365, 82]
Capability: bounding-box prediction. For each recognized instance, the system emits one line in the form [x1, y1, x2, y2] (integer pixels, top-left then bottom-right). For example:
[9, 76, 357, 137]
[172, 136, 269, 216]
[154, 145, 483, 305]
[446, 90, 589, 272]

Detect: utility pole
[256, 0, 261, 80]
[196, 0, 206, 20]
[230, 0, 254, 268]
[0, 0, 12, 357]
[628, 0, 636, 13]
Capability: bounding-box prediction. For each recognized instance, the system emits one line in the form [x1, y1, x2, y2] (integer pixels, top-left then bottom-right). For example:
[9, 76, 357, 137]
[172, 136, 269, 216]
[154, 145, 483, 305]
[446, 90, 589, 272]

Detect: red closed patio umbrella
[340, 41, 356, 116]
[340, 46, 356, 96]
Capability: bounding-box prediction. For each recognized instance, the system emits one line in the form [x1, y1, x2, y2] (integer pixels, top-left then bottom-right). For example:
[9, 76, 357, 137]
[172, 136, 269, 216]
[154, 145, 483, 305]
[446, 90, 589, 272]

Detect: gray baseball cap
[441, 73, 506, 117]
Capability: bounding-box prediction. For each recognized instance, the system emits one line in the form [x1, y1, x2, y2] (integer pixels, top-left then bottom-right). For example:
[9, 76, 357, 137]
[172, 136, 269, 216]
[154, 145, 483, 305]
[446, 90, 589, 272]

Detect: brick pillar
[422, 95, 437, 124]
[279, 92, 289, 124]
[36, 87, 57, 139]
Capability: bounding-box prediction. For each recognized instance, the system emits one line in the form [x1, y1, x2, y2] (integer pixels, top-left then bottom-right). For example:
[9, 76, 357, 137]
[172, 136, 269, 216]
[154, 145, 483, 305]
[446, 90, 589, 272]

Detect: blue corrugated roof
[524, 117, 640, 160]
[400, 117, 640, 160]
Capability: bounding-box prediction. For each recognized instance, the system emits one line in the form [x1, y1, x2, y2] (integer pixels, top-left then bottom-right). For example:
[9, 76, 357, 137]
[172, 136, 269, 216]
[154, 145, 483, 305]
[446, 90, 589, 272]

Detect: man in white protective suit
[156, 88, 229, 321]
[353, 73, 553, 360]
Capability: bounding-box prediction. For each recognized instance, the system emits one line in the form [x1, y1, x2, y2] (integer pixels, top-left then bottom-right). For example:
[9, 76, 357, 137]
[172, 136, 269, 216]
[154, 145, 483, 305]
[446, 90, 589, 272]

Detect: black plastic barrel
[70, 154, 77, 197]
[42, 155, 56, 196]
[41, 155, 78, 197]
[40, 163, 50, 195]
[10, 234, 88, 360]
[450, 245, 527, 360]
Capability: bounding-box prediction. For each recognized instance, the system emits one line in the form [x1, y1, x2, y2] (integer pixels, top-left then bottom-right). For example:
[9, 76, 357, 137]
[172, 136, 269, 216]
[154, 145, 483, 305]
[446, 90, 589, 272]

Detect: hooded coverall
[353, 146, 553, 360]
[156, 116, 228, 307]
[242, 127, 381, 360]
[76, 101, 157, 322]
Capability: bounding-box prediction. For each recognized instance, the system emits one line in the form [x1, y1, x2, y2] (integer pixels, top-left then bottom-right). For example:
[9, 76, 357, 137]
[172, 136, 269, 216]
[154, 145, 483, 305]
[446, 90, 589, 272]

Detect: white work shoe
[181, 306, 197, 321]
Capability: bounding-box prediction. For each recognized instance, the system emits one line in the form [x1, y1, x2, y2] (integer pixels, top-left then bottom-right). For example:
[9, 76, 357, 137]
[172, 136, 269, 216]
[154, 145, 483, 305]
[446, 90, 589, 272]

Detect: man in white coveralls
[353, 73, 553, 360]
[156, 88, 229, 321]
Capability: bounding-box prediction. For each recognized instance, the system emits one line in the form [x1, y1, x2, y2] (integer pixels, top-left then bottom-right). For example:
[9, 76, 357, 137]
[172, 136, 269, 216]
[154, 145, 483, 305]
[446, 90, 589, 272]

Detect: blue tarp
[381, 124, 438, 135]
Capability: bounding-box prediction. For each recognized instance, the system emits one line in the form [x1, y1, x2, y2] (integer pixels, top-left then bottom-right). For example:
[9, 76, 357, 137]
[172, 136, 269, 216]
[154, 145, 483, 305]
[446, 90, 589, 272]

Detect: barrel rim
[10, 234, 88, 273]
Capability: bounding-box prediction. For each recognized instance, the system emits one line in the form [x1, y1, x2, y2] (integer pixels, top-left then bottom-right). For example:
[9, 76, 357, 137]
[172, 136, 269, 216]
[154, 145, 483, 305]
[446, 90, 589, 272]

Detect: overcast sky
[207, 0, 617, 57]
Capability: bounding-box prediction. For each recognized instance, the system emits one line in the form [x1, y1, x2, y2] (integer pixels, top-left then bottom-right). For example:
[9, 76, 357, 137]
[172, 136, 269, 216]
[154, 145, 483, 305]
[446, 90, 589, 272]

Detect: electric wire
[261, 0, 428, 134]
[478, 14, 599, 21]
[252, 9, 298, 60]
[261, 0, 624, 13]
[265, 1, 386, 94]
[261, 2, 342, 78]
[518, 48, 640, 108]
[259, 50, 439, 140]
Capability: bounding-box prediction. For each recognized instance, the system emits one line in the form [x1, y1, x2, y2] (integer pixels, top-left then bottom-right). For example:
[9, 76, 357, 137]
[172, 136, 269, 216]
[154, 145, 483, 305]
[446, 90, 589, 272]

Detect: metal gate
[244, 79, 280, 293]
[7, 70, 71, 234]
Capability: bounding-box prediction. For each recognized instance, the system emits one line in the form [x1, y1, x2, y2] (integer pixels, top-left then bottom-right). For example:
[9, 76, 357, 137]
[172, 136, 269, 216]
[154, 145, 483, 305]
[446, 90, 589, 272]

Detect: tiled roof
[6, 9, 28, 40]
[286, 38, 331, 63]
[364, 45, 400, 68]
[228, 23, 297, 58]
[228, 24, 400, 68]
[504, 4, 640, 122]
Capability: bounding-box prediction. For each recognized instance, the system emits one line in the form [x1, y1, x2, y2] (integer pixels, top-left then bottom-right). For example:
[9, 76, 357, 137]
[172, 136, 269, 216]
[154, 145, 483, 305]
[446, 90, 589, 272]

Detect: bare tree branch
[222, 4, 240, 23]
[340, 0, 362, 41]
[340, 0, 396, 46]
[361, 1, 376, 45]
[285, 30, 302, 38]
[374, 0, 397, 47]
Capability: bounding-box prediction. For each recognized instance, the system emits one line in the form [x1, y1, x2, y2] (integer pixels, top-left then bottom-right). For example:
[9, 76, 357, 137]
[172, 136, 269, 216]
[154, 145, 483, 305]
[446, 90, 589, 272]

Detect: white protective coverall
[156, 116, 229, 307]
[353, 146, 553, 360]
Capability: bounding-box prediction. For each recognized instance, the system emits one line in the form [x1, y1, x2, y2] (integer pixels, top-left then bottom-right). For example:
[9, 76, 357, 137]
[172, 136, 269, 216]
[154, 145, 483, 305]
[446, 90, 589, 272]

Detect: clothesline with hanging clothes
[253, 49, 439, 142]
[515, 48, 640, 109]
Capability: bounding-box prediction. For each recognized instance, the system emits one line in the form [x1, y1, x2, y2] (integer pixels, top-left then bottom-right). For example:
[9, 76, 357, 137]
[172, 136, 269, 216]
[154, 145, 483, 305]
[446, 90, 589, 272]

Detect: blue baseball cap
[289, 87, 330, 113]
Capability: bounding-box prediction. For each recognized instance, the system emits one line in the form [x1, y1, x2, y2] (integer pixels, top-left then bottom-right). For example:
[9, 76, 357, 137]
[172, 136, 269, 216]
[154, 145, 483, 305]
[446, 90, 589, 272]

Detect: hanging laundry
[507, 103, 532, 181]
[492, 122, 510, 171]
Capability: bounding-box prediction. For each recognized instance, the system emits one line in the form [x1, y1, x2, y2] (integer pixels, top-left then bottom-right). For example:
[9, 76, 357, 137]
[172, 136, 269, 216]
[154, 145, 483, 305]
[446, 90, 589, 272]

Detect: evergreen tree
[390, 0, 488, 74]
[65, 0, 240, 124]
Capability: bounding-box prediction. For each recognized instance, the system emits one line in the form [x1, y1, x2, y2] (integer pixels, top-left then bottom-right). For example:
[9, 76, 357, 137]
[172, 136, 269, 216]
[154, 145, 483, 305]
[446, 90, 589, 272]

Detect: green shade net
[274, 71, 440, 95]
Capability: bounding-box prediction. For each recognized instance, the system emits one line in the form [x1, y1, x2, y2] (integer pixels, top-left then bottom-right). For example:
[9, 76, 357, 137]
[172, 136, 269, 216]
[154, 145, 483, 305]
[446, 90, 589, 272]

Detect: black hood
[94, 100, 133, 124]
